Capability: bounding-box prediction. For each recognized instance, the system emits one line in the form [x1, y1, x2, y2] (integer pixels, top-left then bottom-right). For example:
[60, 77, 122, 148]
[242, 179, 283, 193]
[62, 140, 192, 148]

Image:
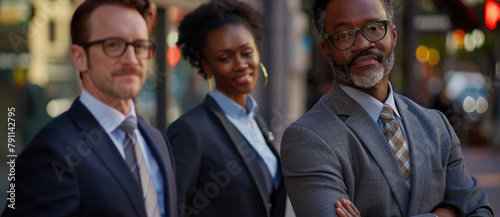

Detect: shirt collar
[79, 88, 137, 134]
[338, 81, 401, 122]
[209, 89, 258, 119]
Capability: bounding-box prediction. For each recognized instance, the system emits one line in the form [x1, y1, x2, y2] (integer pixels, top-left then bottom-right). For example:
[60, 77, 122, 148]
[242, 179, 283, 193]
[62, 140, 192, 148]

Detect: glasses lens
[103, 39, 126, 57]
[333, 31, 355, 49]
[363, 22, 386, 42]
[328, 21, 388, 50]
[134, 41, 155, 59]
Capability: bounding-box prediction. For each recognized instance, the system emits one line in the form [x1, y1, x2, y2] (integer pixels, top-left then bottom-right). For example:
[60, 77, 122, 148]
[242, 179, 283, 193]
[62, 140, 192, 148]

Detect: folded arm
[281, 125, 349, 217]
[436, 111, 493, 216]
[334, 198, 457, 217]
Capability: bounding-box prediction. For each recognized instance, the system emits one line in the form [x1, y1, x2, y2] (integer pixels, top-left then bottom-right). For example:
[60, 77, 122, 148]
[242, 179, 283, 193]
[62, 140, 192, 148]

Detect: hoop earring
[208, 76, 214, 92]
[258, 62, 268, 89]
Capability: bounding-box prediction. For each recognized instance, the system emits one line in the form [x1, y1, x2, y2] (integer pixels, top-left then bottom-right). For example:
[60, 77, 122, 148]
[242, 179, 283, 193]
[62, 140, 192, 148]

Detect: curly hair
[176, 0, 263, 79]
[312, 0, 395, 36]
[71, 0, 153, 46]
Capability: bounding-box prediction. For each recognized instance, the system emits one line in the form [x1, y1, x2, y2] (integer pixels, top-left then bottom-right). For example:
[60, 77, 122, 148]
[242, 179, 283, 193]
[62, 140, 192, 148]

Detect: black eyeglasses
[82, 37, 157, 59]
[324, 20, 389, 50]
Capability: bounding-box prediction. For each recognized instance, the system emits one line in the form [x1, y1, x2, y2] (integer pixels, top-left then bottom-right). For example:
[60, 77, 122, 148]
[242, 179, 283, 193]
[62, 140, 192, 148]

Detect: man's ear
[321, 41, 332, 61]
[201, 59, 212, 77]
[70, 44, 88, 73]
[391, 25, 397, 46]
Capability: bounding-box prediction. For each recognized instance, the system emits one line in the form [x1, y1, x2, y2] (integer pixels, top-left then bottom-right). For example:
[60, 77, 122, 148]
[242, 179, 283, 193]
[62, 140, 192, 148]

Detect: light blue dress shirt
[209, 90, 278, 178]
[80, 88, 165, 217]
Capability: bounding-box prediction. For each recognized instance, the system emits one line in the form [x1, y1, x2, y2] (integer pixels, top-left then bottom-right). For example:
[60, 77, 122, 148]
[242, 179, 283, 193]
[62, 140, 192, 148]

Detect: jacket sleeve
[437, 111, 493, 216]
[2, 140, 80, 217]
[280, 125, 347, 217]
[166, 119, 203, 217]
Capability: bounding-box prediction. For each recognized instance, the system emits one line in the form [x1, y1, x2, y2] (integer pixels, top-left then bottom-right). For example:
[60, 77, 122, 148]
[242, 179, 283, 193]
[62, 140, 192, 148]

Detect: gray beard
[328, 47, 396, 89]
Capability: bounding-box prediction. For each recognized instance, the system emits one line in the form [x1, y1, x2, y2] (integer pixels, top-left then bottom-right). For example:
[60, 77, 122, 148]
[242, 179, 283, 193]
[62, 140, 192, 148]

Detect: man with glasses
[2, 1, 177, 217]
[280, 0, 492, 216]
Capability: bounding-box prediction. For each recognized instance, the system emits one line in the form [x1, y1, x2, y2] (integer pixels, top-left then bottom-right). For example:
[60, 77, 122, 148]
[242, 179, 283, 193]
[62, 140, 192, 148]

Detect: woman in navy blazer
[166, 1, 286, 217]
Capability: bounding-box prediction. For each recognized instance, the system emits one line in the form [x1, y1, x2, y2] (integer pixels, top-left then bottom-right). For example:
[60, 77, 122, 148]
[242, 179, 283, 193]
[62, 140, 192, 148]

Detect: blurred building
[154, 0, 311, 151]
[0, 0, 310, 160]
[0, 0, 498, 170]
[402, 0, 500, 148]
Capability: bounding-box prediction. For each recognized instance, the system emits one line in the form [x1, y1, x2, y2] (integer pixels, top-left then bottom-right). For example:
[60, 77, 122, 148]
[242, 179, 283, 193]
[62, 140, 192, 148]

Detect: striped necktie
[380, 104, 411, 187]
[120, 117, 161, 217]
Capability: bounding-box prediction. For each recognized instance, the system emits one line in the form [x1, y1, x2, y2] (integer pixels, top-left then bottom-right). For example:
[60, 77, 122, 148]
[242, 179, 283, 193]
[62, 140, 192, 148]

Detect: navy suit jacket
[2, 98, 177, 217]
[166, 95, 286, 217]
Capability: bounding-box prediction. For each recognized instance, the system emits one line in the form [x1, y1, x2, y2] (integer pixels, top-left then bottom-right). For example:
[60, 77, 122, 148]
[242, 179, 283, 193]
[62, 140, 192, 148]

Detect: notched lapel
[255, 117, 278, 154]
[67, 98, 146, 217]
[137, 118, 169, 179]
[137, 118, 177, 217]
[327, 84, 410, 214]
[345, 113, 411, 214]
[395, 96, 434, 215]
[203, 96, 271, 217]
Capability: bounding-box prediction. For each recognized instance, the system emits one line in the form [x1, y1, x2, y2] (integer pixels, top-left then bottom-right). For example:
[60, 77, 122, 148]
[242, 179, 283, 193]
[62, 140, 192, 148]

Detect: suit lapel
[137, 118, 177, 217]
[255, 116, 279, 157]
[256, 118, 287, 217]
[327, 84, 410, 214]
[203, 96, 271, 217]
[394, 95, 433, 215]
[67, 98, 146, 217]
[256, 116, 284, 188]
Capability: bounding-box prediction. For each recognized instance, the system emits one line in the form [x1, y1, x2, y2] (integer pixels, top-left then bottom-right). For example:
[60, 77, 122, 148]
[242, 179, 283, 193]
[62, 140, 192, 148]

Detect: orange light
[453, 29, 466, 48]
[167, 45, 181, 66]
[416, 45, 429, 63]
[485, 0, 500, 30]
[427, 48, 440, 66]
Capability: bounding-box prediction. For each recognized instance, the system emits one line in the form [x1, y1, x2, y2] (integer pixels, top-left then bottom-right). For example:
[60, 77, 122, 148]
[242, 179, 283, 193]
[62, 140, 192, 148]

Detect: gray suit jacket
[281, 83, 492, 217]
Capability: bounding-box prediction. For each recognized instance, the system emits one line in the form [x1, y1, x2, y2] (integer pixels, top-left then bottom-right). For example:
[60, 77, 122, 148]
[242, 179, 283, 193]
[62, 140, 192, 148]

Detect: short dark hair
[176, 0, 263, 79]
[71, 0, 153, 46]
[312, 0, 396, 35]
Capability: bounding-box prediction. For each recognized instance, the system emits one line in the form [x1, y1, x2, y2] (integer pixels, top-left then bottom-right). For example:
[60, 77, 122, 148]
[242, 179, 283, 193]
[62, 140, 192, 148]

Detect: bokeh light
[453, 29, 465, 49]
[464, 33, 476, 52]
[416, 45, 429, 63]
[463, 96, 476, 113]
[167, 31, 179, 48]
[485, 0, 500, 30]
[472, 29, 485, 48]
[167, 45, 181, 66]
[476, 97, 489, 113]
[46, 98, 73, 118]
[446, 31, 458, 55]
[427, 48, 440, 65]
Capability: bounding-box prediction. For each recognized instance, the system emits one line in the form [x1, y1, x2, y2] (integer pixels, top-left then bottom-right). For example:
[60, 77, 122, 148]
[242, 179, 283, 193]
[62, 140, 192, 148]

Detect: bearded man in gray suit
[280, 0, 493, 216]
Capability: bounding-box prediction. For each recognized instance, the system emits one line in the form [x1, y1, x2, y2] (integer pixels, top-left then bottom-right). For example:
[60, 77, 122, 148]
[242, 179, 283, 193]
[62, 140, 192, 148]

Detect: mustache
[111, 67, 142, 76]
[346, 50, 384, 68]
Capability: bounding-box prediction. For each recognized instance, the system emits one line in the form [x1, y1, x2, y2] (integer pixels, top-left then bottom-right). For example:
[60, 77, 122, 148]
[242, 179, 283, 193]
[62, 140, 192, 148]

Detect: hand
[335, 198, 360, 217]
[432, 208, 457, 217]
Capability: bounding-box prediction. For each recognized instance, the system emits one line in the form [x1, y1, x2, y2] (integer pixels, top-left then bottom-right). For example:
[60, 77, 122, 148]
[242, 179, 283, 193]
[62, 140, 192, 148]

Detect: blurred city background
[0, 0, 499, 214]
